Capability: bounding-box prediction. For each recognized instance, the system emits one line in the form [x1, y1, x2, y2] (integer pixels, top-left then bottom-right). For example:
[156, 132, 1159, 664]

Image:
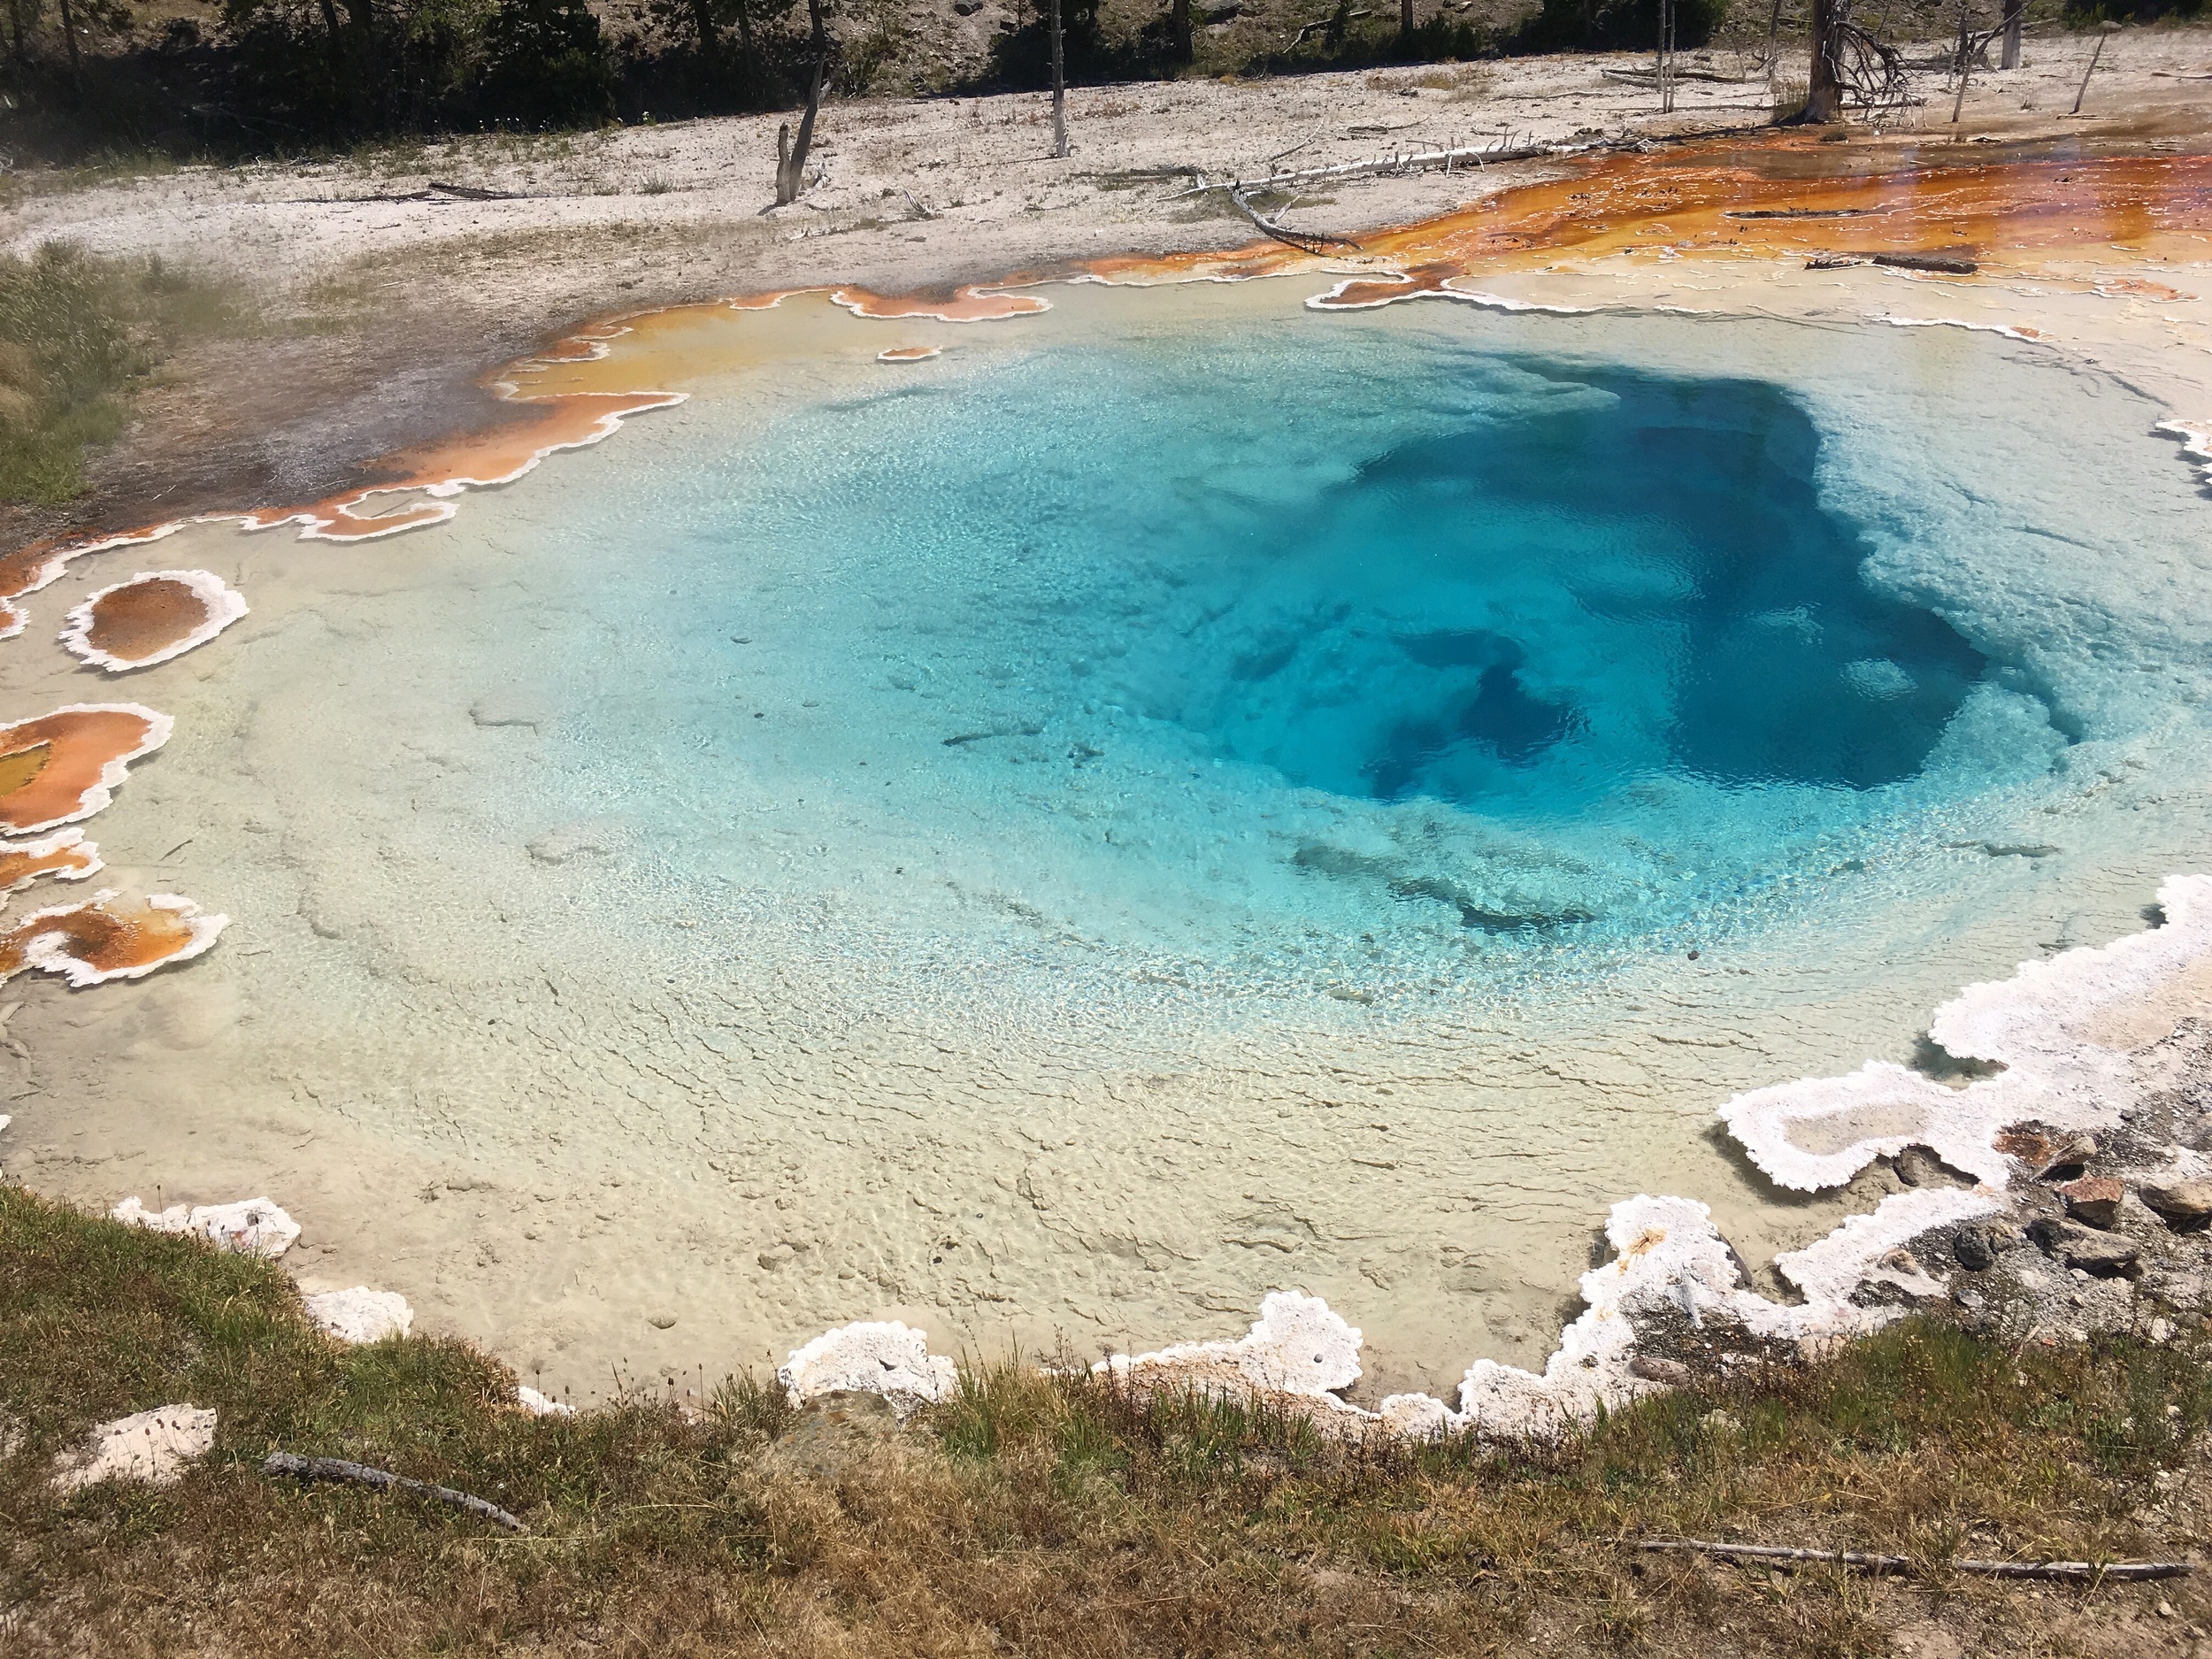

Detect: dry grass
[4, 1182, 2210, 1656]
[0, 242, 237, 505]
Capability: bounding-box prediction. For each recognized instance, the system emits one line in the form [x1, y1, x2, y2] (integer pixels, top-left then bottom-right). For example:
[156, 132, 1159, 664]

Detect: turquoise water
[58, 284, 2212, 1390]
[525, 304, 2081, 983]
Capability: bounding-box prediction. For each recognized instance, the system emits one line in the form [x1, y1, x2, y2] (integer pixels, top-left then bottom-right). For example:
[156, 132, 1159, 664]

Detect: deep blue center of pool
[1156, 369, 1985, 805]
[549, 316, 2065, 958]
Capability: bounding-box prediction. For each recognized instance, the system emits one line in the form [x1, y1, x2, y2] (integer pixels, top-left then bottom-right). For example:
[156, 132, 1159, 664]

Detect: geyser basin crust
[6, 142, 2211, 1399]
[21, 268, 2212, 1397]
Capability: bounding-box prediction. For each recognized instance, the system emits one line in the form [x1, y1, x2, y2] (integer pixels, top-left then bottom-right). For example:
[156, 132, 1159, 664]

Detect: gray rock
[2026, 1217, 2139, 1276]
[1895, 1146, 1948, 1187]
[2067, 1229, 2139, 1277]
[2139, 1179, 2212, 1231]
[1628, 1355, 1693, 1388]
[1953, 1225, 1996, 1271]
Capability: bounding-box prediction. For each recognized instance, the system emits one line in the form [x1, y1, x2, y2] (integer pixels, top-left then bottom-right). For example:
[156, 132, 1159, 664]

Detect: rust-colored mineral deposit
[0, 890, 226, 987]
[0, 828, 102, 899]
[0, 705, 173, 834]
[60, 571, 250, 672]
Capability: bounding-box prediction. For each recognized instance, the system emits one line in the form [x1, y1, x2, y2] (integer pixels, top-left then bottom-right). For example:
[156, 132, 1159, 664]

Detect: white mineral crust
[1095, 1290, 1363, 1396]
[778, 1319, 958, 1414]
[303, 1286, 413, 1343]
[1719, 873, 2212, 1196]
[112, 1194, 300, 1257]
[51, 1404, 217, 1494]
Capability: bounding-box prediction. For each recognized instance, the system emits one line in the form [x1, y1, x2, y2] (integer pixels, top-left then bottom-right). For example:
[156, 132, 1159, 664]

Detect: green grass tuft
[0, 242, 235, 507]
[3, 1182, 2208, 1655]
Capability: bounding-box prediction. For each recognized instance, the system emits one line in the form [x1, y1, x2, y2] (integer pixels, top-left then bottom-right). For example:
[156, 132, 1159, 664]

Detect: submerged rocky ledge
[81, 873, 2212, 1443]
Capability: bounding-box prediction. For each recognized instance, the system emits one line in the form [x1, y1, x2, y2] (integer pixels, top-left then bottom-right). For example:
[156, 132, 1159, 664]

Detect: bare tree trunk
[1048, 0, 1068, 157]
[1949, 0, 1970, 120]
[1399, 0, 1414, 50]
[1999, 0, 2022, 70]
[1803, 0, 1843, 122]
[54, 0, 79, 96]
[2069, 27, 2105, 115]
[776, 0, 828, 204]
[689, 0, 720, 74]
[1171, 0, 1190, 61]
[733, 0, 755, 81]
[6, 0, 27, 69]
[1655, 0, 1674, 112]
[1762, 0, 1783, 88]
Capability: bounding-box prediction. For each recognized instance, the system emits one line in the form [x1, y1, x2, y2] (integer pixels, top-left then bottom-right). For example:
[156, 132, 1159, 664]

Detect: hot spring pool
[29, 278, 2212, 1394]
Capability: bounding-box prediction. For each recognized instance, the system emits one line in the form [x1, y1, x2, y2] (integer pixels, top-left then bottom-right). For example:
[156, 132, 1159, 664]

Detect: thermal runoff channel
[534, 301, 2073, 983]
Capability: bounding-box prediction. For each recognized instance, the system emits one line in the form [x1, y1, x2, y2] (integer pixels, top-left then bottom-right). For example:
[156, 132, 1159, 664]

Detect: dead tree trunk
[1949, 0, 1970, 119]
[1802, 0, 1844, 121]
[7, 0, 28, 69]
[2070, 27, 2105, 115]
[54, 0, 81, 96]
[1048, 0, 1069, 157]
[1399, 0, 1414, 50]
[1999, 0, 2022, 69]
[1656, 0, 1675, 111]
[776, 0, 828, 204]
[1171, 0, 1191, 60]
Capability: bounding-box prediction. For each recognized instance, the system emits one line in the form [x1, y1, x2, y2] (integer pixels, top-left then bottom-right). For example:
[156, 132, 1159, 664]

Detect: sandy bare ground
[4, 31, 2208, 539]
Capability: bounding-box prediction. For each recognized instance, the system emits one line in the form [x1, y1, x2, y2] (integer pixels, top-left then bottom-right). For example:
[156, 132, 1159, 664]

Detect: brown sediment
[79, 576, 204, 661]
[1071, 145, 2212, 303]
[831, 285, 1049, 322]
[0, 889, 226, 988]
[0, 828, 100, 899]
[0, 705, 173, 835]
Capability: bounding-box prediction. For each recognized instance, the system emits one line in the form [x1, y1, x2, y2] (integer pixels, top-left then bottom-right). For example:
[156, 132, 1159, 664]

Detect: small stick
[1638, 1538, 2190, 1582]
[2071, 30, 2107, 115]
[263, 1452, 526, 1532]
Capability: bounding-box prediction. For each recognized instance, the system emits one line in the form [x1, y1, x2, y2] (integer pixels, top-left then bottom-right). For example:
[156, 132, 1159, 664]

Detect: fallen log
[1225, 182, 1361, 254]
[1727, 206, 1882, 219]
[1638, 1538, 2190, 1582]
[1873, 251, 1978, 273]
[1165, 136, 1566, 204]
[1165, 115, 1780, 207]
[1602, 65, 1759, 84]
[262, 1451, 526, 1532]
[1804, 252, 1979, 274]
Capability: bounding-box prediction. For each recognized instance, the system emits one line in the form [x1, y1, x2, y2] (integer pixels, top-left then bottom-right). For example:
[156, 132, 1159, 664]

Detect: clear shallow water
[27, 282, 2212, 1394]
[534, 305, 2071, 981]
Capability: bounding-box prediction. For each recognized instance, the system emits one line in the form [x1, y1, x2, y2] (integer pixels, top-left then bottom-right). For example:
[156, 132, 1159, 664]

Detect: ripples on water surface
[40, 281, 2212, 1388]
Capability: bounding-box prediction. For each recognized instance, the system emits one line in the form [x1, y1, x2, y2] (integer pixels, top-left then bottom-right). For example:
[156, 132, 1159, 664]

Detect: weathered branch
[262, 1451, 526, 1532]
[1638, 1539, 2190, 1582]
[1166, 134, 1565, 203]
[776, 0, 830, 205]
[1601, 65, 1756, 85]
[1225, 183, 1361, 254]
